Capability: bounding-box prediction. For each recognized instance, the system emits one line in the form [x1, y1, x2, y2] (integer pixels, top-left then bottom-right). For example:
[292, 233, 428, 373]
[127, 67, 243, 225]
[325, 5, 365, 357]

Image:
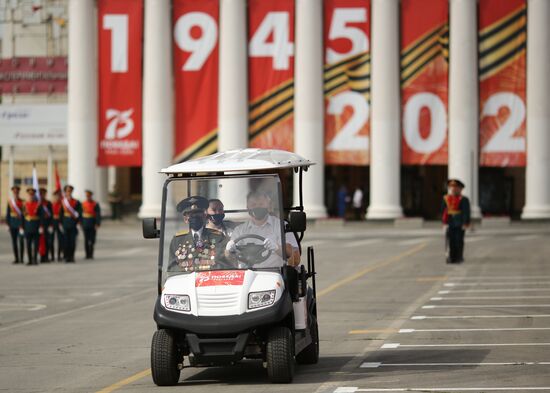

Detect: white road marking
[465, 236, 486, 243]
[398, 238, 426, 246]
[381, 342, 550, 349]
[422, 304, 550, 309]
[399, 327, 550, 333]
[412, 314, 550, 320]
[112, 246, 151, 257]
[360, 361, 550, 368]
[431, 295, 550, 301]
[440, 288, 550, 294]
[448, 275, 550, 280]
[335, 387, 550, 392]
[445, 282, 550, 287]
[512, 235, 540, 241]
[0, 303, 46, 311]
[344, 238, 382, 248]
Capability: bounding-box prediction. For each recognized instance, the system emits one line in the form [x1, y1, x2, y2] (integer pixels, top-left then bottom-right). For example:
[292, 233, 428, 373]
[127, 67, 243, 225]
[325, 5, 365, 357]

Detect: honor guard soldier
[22, 188, 44, 265]
[51, 190, 64, 261]
[5, 185, 25, 264]
[39, 188, 53, 263]
[60, 185, 82, 263]
[168, 196, 227, 271]
[82, 190, 101, 259]
[441, 179, 471, 263]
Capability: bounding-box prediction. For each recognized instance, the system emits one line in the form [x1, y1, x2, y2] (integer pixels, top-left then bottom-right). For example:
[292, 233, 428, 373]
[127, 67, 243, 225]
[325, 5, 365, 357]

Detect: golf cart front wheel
[266, 326, 295, 383]
[151, 329, 181, 386]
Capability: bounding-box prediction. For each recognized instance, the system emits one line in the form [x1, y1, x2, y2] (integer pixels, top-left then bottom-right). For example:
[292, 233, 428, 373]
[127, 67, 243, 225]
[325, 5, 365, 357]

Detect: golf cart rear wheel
[151, 329, 181, 386]
[266, 326, 295, 383]
[296, 315, 319, 364]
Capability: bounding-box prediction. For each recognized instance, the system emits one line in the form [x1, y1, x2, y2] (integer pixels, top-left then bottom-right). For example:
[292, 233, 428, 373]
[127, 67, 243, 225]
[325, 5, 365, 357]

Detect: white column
[218, 0, 248, 151]
[47, 146, 53, 196]
[522, 0, 550, 219]
[448, 0, 481, 218]
[217, 0, 249, 209]
[8, 146, 14, 187]
[366, 0, 402, 220]
[67, 0, 97, 201]
[293, 0, 327, 219]
[108, 166, 117, 192]
[138, 0, 174, 218]
[95, 167, 111, 217]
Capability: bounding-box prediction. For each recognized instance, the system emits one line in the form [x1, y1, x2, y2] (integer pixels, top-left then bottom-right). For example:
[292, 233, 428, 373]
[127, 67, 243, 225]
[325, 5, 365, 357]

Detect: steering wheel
[233, 234, 272, 265]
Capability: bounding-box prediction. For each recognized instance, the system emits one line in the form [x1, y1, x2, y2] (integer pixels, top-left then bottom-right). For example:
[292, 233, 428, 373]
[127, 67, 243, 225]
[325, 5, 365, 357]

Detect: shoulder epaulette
[175, 230, 189, 236]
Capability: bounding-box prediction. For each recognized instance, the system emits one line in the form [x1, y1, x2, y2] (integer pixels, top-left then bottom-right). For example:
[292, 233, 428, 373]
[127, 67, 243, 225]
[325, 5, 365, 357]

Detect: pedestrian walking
[22, 188, 44, 265]
[39, 188, 53, 263]
[352, 186, 364, 221]
[6, 185, 25, 264]
[51, 190, 65, 262]
[82, 190, 101, 259]
[337, 185, 348, 219]
[441, 179, 471, 263]
[60, 185, 81, 263]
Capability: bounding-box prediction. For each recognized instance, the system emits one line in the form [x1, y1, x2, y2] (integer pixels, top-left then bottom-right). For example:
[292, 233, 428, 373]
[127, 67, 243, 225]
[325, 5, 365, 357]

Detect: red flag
[55, 163, 62, 195]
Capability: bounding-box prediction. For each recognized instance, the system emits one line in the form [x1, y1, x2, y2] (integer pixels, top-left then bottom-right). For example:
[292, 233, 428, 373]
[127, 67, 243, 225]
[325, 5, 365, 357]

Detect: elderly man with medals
[441, 179, 471, 264]
[168, 196, 227, 272]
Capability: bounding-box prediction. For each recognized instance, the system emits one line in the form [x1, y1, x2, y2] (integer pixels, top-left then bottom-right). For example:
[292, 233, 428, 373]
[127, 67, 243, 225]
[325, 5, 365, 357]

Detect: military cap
[26, 187, 36, 194]
[85, 189, 93, 195]
[53, 189, 61, 196]
[176, 196, 209, 214]
[39, 187, 47, 193]
[11, 185, 20, 191]
[64, 185, 74, 192]
[447, 179, 465, 188]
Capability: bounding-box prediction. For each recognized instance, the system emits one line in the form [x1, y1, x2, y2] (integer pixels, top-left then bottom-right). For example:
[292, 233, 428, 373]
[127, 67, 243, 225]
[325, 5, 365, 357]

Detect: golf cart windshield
[161, 175, 286, 282]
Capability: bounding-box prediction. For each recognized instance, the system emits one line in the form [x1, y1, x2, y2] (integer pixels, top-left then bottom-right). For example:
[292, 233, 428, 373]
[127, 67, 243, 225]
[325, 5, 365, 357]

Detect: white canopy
[161, 148, 314, 174]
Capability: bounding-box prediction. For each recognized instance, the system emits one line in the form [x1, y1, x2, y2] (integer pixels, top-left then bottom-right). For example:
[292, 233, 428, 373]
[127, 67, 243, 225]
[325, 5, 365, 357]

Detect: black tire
[151, 329, 181, 386]
[296, 315, 319, 364]
[266, 326, 295, 383]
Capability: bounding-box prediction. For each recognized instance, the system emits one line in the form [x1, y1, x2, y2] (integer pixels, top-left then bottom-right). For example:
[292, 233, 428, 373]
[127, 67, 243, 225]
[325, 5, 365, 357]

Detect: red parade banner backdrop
[98, 0, 143, 167]
[247, 0, 295, 151]
[324, 0, 370, 166]
[401, 0, 449, 165]
[173, 0, 219, 162]
[479, 0, 526, 167]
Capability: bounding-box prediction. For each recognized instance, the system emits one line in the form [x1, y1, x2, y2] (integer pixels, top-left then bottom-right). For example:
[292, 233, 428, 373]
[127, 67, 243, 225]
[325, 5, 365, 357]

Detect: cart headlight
[163, 294, 191, 312]
[248, 290, 276, 309]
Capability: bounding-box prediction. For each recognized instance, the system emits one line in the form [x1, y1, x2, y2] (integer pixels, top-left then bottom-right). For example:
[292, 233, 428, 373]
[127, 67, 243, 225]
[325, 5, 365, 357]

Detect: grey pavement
[1, 220, 550, 392]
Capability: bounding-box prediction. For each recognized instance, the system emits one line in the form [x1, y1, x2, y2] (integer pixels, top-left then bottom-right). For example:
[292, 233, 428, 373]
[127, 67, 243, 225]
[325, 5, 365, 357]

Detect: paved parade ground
[1, 220, 550, 392]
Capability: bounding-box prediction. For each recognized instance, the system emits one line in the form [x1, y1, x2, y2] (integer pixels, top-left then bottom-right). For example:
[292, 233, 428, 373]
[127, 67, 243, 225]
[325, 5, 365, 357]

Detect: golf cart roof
[161, 148, 314, 175]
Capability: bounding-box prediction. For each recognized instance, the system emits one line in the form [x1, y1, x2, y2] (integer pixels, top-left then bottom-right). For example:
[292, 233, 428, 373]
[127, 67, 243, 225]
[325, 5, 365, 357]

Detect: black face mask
[188, 215, 205, 231]
[249, 207, 269, 220]
[209, 213, 225, 226]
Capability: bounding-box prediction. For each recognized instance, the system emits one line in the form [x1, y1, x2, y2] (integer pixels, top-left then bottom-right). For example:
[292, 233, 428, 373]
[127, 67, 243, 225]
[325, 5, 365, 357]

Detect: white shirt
[231, 215, 285, 268]
[352, 189, 363, 208]
[191, 227, 204, 241]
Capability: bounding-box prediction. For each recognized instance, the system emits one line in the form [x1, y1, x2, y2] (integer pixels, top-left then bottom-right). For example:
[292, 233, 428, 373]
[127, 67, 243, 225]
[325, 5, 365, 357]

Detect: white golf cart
[142, 149, 319, 385]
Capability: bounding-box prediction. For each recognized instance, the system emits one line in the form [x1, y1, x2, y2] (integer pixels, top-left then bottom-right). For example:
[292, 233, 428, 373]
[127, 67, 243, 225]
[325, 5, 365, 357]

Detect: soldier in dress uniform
[51, 190, 64, 262]
[441, 179, 471, 263]
[22, 188, 44, 265]
[39, 188, 53, 263]
[5, 185, 24, 264]
[168, 196, 227, 271]
[82, 190, 101, 259]
[59, 185, 82, 263]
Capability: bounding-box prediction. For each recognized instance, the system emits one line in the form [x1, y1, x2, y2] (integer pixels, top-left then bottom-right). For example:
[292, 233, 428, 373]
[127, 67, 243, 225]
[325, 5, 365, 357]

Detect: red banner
[248, 0, 294, 151]
[173, 0, 219, 162]
[195, 271, 245, 287]
[0, 57, 67, 94]
[479, 0, 526, 167]
[401, 0, 448, 165]
[324, 0, 370, 166]
[98, 0, 143, 167]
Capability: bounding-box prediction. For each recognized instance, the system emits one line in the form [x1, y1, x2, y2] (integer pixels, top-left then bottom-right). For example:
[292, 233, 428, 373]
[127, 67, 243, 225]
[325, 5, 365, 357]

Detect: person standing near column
[5, 185, 24, 264]
[39, 188, 53, 263]
[441, 179, 471, 264]
[82, 190, 101, 260]
[60, 185, 82, 263]
[22, 188, 44, 265]
[51, 190, 64, 262]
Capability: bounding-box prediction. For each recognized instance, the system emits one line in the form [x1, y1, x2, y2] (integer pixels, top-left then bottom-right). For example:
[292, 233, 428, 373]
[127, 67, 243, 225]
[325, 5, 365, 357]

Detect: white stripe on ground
[439, 288, 550, 294]
[399, 327, 550, 333]
[360, 361, 550, 368]
[381, 342, 550, 349]
[431, 295, 550, 301]
[344, 238, 383, 248]
[412, 314, 550, 320]
[334, 387, 550, 392]
[447, 275, 550, 280]
[445, 282, 550, 287]
[398, 238, 426, 246]
[422, 304, 550, 309]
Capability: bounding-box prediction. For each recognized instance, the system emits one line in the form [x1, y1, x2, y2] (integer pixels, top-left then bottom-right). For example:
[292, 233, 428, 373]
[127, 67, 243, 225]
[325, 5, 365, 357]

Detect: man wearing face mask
[168, 196, 226, 270]
[226, 191, 295, 269]
[206, 199, 237, 237]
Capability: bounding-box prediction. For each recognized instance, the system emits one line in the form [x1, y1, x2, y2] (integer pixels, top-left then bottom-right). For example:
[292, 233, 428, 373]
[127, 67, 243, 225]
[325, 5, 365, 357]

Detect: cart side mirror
[288, 211, 306, 233]
[142, 218, 160, 239]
